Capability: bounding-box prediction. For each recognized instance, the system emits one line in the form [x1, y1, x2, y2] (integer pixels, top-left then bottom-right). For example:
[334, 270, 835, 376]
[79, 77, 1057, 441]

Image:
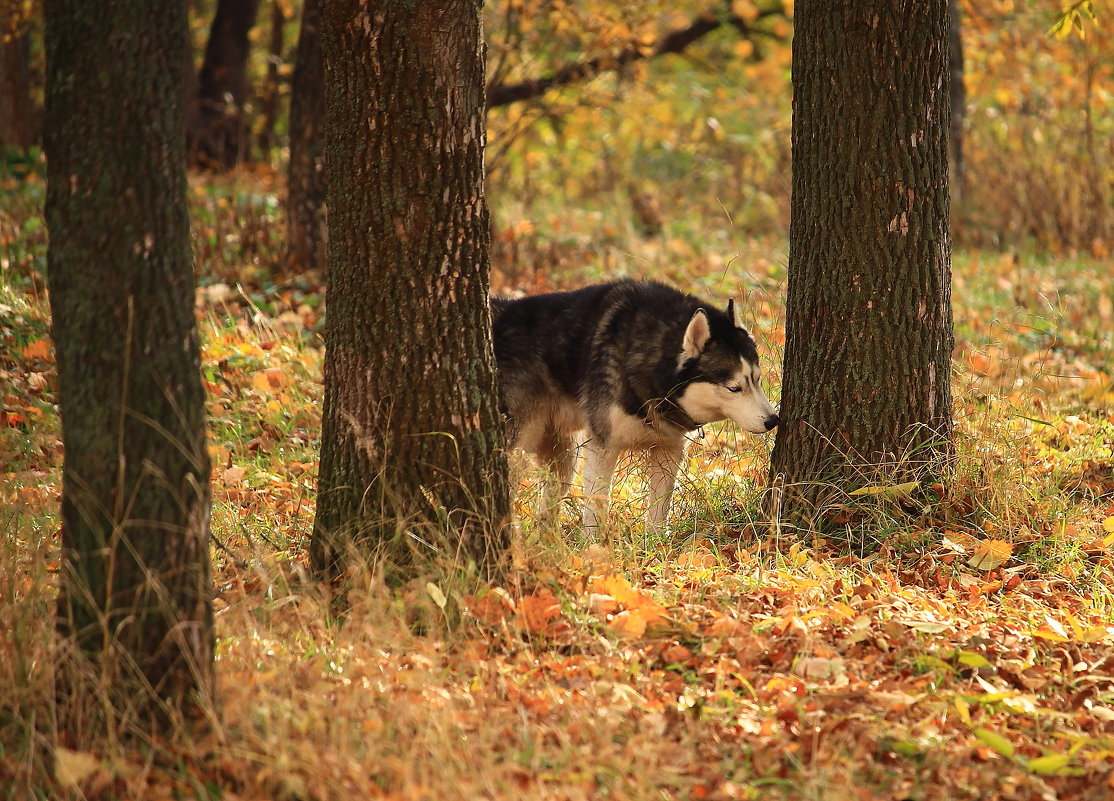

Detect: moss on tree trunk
[44, 0, 213, 740]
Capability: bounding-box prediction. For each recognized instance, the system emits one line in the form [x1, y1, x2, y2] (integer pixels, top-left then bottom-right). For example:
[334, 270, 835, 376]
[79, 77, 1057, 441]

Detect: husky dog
[491, 280, 778, 531]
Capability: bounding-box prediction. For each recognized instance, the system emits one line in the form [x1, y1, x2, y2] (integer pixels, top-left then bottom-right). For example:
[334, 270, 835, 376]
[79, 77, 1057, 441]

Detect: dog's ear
[682, 309, 711, 361]
[725, 298, 739, 328]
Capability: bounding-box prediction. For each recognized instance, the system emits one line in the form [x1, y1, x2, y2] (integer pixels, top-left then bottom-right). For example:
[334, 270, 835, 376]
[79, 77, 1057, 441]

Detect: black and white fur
[491, 280, 778, 531]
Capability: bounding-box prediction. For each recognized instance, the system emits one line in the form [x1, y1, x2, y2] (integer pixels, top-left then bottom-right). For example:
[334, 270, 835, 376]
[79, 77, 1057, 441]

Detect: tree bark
[0, 26, 34, 152]
[44, 0, 213, 739]
[948, 0, 966, 201]
[769, 0, 953, 521]
[188, 0, 261, 168]
[311, 0, 510, 577]
[283, 0, 325, 274]
[255, 0, 288, 158]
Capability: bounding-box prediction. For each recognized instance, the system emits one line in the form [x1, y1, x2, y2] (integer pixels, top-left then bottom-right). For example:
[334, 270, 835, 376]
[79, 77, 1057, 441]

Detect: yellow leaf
[958, 651, 992, 669]
[251, 372, 272, 394]
[1102, 516, 1114, 534]
[1026, 754, 1073, 775]
[1032, 615, 1070, 642]
[953, 697, 972, 726]
[973, 728, 1015, 759]
[848, 481, 918, 500]
[425, 582, 446, 610]
[967, 539, 1012, 571]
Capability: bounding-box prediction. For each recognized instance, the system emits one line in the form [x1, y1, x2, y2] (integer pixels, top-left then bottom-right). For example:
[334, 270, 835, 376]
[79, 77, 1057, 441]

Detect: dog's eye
[726, 385, 743, 393]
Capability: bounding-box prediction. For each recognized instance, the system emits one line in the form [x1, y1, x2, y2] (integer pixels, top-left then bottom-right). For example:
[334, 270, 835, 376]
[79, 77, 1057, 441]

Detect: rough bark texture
[0, 28, 34, 152]
[769, 0, 953, 519]
[311, 0, 510, 576]
[188, 0, 261, 168]
[283, 0, 325, 274]
[44, 0, 213, 738]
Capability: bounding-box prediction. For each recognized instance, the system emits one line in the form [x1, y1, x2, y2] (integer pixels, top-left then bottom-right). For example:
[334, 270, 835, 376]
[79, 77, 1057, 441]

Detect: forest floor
[3, 170, 1114, 800]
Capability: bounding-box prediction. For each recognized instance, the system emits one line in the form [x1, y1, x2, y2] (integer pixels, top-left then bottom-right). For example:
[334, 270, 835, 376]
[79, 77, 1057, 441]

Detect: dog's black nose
[764, 414, 779, 431]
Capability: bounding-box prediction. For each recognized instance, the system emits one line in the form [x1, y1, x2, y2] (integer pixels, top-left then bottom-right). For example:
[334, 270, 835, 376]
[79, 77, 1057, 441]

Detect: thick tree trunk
[44, 0, 213, 739]
[188, 0, 261, 168]
[769, 0, 953, 521]
[0, 28, 34, 152]
[311, 0, 510, 577]
[283, 0, 325, 274]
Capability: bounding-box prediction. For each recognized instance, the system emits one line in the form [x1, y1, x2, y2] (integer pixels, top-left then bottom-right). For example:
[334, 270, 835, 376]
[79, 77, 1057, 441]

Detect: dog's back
[490, 280, 777, 530]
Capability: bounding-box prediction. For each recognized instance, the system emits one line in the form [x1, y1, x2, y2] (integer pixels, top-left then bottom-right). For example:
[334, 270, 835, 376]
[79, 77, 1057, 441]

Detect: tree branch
[486, 6, 787, 110]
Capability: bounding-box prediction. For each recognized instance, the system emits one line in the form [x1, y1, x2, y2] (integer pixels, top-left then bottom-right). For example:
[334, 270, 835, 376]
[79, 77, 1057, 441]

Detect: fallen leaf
[1026, 753, 1076, 776]
[794, 656, 845, 681]
[21, 337, 53, 362]
[848, 481, 918, 500]
[425, 582, 447, 610]
[609, 609, 648, 639]
[973, 728, 1015, 759]
[968, 539, 1012, 571]
[221, 465, 247, 485]
[519, 589, 561, 634]
[53, 748, 103, 790]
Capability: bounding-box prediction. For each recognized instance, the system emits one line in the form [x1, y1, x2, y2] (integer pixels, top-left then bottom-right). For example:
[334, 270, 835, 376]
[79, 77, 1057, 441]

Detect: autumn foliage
[2, 1, 1114, 799]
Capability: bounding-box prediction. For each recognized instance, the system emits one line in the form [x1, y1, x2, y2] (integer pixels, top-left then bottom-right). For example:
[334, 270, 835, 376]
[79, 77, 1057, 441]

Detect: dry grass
[4, 205, 1114, 798]
[3, 4, 1114, 792]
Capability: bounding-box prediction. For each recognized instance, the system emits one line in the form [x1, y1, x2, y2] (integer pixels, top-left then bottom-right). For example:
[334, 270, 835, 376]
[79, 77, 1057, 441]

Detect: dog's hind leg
[537, 427, 577, 520]
[645, 438, 686, 534]
[581, 439, 619, 532]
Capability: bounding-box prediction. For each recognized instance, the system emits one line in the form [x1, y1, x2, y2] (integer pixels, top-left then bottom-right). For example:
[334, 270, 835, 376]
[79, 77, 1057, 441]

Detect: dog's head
[673, 299, 779, 434]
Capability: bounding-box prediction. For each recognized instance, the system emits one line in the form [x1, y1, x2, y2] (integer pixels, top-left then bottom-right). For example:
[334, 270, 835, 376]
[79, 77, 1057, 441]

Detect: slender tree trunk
[949, 0, 966, 203]
[255, 0, 287, 158]
[44, 0, 213, 739]
[311, 0, 510, 577]
[769, 0, 953, 521]
[283, 0, 325, 274]
[188, 0, 261, 168]
[0, 27, 34, 152]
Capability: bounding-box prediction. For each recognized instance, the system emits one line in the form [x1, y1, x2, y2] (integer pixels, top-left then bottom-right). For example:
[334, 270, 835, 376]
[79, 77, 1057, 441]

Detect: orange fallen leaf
[968, 539, 1012, 571]
[21, 338, 53, 363]
[519, 589, 561, 634]
[609, 609, 648, 639]
[466, 590, 513, 625]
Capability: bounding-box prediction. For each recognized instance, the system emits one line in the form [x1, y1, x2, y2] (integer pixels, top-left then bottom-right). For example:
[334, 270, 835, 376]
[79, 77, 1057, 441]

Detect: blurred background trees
[2, 0, 1110, 266]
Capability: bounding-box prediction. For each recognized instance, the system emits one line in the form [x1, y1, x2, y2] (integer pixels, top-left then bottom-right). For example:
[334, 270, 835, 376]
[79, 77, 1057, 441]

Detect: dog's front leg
[646, 438, 686, 533]
[581, 439, 619, 532]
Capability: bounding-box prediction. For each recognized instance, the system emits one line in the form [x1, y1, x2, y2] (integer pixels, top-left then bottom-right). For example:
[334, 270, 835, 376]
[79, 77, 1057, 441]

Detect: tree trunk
[44, 0, 213, 739]
[311, 0, 510, 578]
[283, 0, 325, 274]
[255, 0, 287, 158]
[948, 0, 966, 202]
[0, 27, 34, 153]
[188, 0, 261, 168]
[769, 0, 953, 521]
